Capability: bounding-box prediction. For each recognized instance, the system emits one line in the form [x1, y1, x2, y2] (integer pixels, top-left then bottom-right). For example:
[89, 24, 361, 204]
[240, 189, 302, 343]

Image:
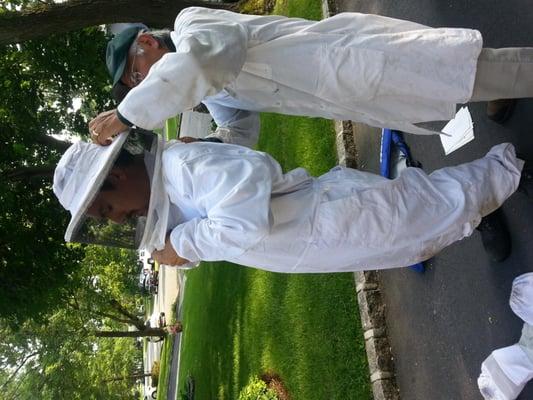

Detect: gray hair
[149, 29, 173, 49]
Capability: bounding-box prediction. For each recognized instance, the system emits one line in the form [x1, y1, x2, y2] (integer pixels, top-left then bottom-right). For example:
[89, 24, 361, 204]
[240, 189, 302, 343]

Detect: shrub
[151, 361, 160, 386]
[238, 376, 279, 400]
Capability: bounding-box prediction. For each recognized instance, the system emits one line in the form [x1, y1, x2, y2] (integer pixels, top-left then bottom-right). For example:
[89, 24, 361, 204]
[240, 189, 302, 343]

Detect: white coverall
[478, 273, 533, 400]
[118, 7, 484, 146]
[156, 142, 522, 273]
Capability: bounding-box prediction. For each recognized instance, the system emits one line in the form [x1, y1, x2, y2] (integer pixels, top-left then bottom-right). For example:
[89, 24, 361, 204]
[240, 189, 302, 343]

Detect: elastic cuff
[169, 225, 201, 264]
[197, 137, 223, 143]
[116, 110, 134, 127]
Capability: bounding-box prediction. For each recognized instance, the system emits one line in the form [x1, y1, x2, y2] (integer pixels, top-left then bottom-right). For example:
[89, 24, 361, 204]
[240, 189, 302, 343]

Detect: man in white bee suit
[52, 131, 532, 272]
[89, 7, 533, 147]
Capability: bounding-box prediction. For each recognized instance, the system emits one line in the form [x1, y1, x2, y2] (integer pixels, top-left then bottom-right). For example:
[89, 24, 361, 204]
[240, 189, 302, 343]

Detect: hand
[89, 109, 128, 146]
[152, 236, 191, 266]
[178, 136, 199, 143]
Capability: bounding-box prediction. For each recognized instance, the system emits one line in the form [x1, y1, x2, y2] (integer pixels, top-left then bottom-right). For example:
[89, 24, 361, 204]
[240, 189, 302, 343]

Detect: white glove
[478, 343, 533, 400]
[510, 273, 533, 325]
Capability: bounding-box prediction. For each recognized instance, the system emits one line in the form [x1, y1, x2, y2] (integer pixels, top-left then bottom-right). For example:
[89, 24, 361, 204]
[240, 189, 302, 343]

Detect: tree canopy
[0, 245, 151, 400]
[0, 0, 236, 46]
[0, 1, 201, 397]
[0, 23, 113, 324]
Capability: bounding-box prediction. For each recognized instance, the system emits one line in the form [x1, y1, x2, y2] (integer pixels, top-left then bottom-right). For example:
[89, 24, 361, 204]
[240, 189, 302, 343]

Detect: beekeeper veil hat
[53, 131, 154, 249]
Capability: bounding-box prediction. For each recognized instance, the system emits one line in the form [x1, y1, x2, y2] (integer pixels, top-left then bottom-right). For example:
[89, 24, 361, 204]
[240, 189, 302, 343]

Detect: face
[121, 34, 169, 88]
[87, 165, 151, 224]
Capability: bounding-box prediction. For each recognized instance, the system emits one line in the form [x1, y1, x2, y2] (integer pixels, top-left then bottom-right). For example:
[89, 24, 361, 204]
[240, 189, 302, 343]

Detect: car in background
[138, 269, 158, 296]
[138, 249, 155, 269]
[143, 385, 157, 399]
[138, 249, 158, 296]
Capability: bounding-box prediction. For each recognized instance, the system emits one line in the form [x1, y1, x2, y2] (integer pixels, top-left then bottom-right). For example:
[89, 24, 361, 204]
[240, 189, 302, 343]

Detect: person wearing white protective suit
[52, 130, 532, 272]
[89, 7, 533, 147]
[478, 273, 533, 400]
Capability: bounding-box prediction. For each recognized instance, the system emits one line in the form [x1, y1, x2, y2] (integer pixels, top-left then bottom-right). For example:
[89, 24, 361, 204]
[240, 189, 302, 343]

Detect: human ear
[137, 34, 160, 49]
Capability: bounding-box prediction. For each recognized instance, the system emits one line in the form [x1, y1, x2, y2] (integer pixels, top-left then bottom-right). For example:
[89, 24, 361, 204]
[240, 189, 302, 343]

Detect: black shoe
[518, 160, 533, 200]
[476, 209, 512, 262]
[486, 99, 517, 124]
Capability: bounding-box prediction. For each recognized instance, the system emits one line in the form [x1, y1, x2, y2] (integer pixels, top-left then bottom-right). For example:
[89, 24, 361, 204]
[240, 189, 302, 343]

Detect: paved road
[157, 265, 181, 319]
[142, 266, 181, 398]
[334, 1, 533, 399]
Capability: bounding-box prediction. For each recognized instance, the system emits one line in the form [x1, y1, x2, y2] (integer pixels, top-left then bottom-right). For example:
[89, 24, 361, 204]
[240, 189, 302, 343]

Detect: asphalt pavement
[334, 1, 533, 399]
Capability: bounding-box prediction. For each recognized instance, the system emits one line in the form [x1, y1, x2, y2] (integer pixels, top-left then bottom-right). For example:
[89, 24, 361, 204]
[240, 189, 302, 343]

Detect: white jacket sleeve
[118, 7, 248, 129]
[164, 144, 273, 262]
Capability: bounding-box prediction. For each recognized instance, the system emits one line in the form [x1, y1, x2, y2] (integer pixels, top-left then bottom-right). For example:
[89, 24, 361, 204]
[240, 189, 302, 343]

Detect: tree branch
[35, 134, 72, 152]
[3, 165, 56, 181]
[0, 0, 238, 46]
[0, 351, 39, 391]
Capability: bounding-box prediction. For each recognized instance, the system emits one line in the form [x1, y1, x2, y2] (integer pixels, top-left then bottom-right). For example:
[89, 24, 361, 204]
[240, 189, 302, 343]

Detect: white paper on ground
[440, 107, 475, 155]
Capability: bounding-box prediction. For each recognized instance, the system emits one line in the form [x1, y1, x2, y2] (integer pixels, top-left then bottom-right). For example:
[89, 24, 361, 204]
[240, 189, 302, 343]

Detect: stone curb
[322, 4, 400, 399]
[334, 120, 400, 400]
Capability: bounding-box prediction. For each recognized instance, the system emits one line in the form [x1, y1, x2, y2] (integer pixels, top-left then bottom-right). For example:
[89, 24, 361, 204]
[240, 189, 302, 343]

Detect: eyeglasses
[129, 42, 144, 87]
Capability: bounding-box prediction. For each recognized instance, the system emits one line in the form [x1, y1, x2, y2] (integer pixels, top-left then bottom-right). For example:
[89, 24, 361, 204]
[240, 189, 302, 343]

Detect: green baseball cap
[106, 26, 144, 86]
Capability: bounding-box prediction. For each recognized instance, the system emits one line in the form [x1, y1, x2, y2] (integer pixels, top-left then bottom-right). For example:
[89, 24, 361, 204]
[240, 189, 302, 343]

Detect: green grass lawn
[272, 0, 323, 19]
[175, 1, 372, 399]
[176, 112, 372, 398]
[178, 264, 371, 399]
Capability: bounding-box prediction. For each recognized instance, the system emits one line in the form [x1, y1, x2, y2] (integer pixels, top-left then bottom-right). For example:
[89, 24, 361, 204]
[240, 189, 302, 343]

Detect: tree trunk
[91, 311, 145, 330]
[0, 351, 39, 390]
[102, 372, 152, 383]
[0, 0, 239, 46]
[95, 327, 166, 338]
[3, 134, 71, 181]
[35, 134, 72, 153]
[108, 299, 146, 331]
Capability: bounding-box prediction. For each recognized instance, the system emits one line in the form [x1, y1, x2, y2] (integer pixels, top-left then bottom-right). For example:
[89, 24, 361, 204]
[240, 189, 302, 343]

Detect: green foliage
[238, 377, 279, 400]
[272, 0, 323, 20]
[0, 304, 143, 400]
[81, 245, 139, 300]
[0, 1, 160, 399]
[0, 1, 32, 12]
[1, 241, 143, 399]
[0, 3, 115, 323]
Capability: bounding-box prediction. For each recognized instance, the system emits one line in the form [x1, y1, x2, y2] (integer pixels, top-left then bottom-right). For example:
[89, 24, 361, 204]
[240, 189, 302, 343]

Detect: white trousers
[470, 48, 533, 101]
[292, 143, 523, 272]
